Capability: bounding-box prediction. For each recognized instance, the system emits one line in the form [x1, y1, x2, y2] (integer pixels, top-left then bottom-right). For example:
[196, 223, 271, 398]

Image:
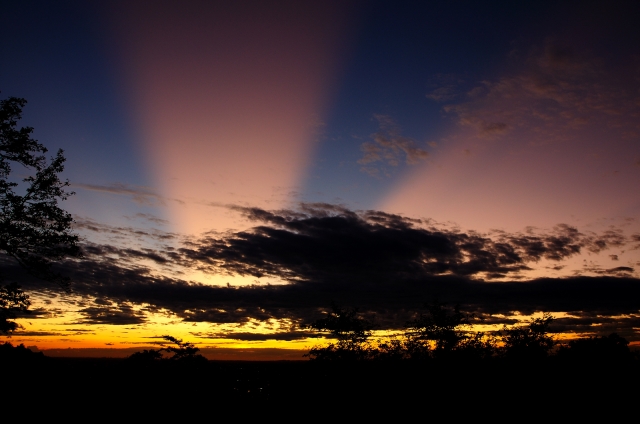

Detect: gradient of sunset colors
[1, 1, 639, 358]
[109, 2, 353, 235]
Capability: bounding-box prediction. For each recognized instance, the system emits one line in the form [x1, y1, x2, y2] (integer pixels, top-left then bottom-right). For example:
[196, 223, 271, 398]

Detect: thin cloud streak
[73, 183, 173, 207]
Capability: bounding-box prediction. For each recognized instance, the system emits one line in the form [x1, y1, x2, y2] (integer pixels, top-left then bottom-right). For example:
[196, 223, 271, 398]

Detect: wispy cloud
[126, 213, 170, 226]
[72, 183, 184, 206]
[73, 216, 179, 243]
[358, 115, 429, 177]
[438, 40, 640, 143]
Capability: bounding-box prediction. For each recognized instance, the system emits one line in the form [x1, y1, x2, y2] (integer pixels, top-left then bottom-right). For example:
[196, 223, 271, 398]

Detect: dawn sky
[1, 0, 639, 357]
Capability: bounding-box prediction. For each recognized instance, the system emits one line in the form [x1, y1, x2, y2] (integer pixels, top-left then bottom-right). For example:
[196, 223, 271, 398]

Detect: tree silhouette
[0, 95, 81, 334]
[305, 304, 375, 361]
[305, 303, 497, 362]
[0, 283, 30, 334]
[127, 348, 164, 363]
[0, 341, 45, 361]
[556, 333, 632, 362]
[405, 301, 491, 360]
[499, 313, 555, 360]
[303, 303, 639, 366]
[159, 335, 206, 362]
[128, 335, 206, 364]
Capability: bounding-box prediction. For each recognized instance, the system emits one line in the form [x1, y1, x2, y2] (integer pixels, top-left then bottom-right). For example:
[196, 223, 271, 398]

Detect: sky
[1, 0, 639, 358]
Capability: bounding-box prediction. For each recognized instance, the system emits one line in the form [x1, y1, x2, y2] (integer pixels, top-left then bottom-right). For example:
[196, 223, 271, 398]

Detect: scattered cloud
[426, 85, 458, 102]
[425, 74, 464, 102]
[76, 304, 147, 325]
[10, 204, 640, 337]
[358, 115, 429, 176]
[182, 206, 633, 283]
[438, 40, 640, 142]
[7, 204, 640, 339]
[580, 263, 635, 277]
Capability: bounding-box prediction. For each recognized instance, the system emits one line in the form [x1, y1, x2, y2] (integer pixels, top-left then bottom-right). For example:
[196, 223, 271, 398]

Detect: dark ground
[4, 355, 639, 411]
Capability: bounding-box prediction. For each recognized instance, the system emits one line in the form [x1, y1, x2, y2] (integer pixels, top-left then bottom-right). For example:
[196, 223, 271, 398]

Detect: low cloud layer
[177, 206, 633, 283]
[6, 204, 640, 339]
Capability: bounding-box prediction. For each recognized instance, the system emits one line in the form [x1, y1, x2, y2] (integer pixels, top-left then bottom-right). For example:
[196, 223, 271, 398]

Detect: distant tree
[305, 304, 375, 361]
[373, 336, 410, 362]
[454, 331, 497, 361]
[499, 313, 555, 360]
[405, 301, 491, 360]
[0, 95, 81, 334]
[556, 333, 632, 362]
[127, 348, 164, 363]
[159, 335, 206, 363]
[0, 341, 45, 361]
[406, 301, 468, 353]
[128, 335, 207, 364]
[305, 302, 499, 362]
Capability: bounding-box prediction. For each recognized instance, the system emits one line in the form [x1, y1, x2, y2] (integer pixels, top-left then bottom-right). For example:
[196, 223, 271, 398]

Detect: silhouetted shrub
[305, 304, 376, 361]
[499, 314, 555, 361]
[127, 349, 164, 363]
[0, 342, 45, 361]
[405, 301, 495, 360]
[305, 303, 640, 365]
[556, 333, 632, 362]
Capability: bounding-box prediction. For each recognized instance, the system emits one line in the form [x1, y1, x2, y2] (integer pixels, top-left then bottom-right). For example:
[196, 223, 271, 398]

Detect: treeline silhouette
[305, 302, 637, 363]
[3, 303, 639, 405]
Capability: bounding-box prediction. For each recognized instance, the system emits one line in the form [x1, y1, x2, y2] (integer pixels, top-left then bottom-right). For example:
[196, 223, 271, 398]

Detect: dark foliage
[305, 304, 375, 361]
[405, 301, 495, 360]
[127, 349, 164, 363]
[556, 333, 633, 362]
[0, 282, 30, 333]
[305, 303, 638, 364]
[305, 302, 499, 362]
[499, 313, 555, 360]
[0, 95, 81, 334]
[127, 335, 207, 364]
[0, 341, 45, 361]
[160, 335, 207, 363]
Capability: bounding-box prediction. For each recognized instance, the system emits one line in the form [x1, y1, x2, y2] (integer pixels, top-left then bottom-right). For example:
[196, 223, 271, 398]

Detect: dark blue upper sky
[2, 0, 639, 236]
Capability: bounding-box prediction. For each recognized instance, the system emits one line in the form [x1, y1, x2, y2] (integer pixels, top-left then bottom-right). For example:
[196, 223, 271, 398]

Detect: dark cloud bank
[9, 204, 640, 340]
